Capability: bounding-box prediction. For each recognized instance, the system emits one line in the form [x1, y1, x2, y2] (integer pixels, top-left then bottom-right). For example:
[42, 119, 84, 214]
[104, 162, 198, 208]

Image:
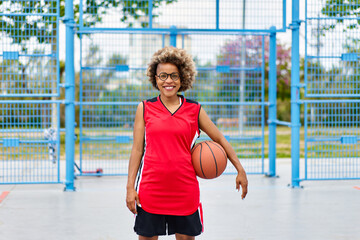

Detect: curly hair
[147, 46, 197, 92]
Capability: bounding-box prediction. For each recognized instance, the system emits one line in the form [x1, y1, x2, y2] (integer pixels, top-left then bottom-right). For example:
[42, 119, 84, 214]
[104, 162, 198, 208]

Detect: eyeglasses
[155, 72, 180, 81]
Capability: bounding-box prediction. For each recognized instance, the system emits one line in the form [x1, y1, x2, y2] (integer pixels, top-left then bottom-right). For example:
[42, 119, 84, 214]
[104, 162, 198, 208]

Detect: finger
[126, 201, 137, 214]
[135, 195, 140, 207]
[242, 191, 247, 199]
[130, 205, 137, 214]
[236, 179, 240, 191]
[241, 185, 248, 199]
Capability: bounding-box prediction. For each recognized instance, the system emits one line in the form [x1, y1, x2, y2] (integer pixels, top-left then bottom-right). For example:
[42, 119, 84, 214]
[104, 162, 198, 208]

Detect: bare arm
[198, 107, 248, 199]
[126, 102, 145, 214]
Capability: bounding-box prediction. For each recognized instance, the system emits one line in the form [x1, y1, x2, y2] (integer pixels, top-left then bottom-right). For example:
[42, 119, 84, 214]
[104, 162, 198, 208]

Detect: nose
[164, 76, 174, 83]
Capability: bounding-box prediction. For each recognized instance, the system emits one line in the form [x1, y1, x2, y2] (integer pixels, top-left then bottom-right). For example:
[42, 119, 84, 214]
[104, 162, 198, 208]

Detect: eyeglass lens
[158, 72, 179, 81]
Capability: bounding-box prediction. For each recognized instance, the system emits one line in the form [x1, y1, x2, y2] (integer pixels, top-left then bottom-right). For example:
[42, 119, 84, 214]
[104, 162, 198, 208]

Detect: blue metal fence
[75, 0, 283, 177]
[185, 34, 266, 174]
[78, 0, 286, 33]
[0, 0, 60, 97]
[305, 0, 360, 98]
[77, 32, 267, 176]
[293, 0, 360, 184]
[77, 32, 162, 176]
[2, 0, 358, 188]
[0, 0, 61, 184]
[304, 100, 360, 180]
[1, 0, 288, 186]
[0, 101, 61, 184]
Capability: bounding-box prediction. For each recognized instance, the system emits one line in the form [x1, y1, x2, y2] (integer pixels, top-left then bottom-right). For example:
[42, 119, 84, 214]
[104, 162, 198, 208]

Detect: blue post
[282, 0, 287, 31]
[64, 0, 76, 191]
[268, 26, 277, 177]
[291, 0, 301, 187]
[148, 0, 153, 28]
[170, 26, 177, 47]
[215, 0, 220, 30]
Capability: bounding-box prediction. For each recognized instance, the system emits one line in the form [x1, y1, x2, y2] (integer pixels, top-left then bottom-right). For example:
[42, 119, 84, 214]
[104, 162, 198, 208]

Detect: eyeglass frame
[155, 72, 180, 81]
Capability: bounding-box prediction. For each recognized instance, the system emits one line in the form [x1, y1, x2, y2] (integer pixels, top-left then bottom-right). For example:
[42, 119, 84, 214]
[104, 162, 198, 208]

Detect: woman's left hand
[236, 170, 248, 199]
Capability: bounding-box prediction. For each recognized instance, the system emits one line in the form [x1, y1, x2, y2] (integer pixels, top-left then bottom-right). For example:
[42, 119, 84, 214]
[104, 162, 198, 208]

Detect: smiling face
[156, 63, 181, 98]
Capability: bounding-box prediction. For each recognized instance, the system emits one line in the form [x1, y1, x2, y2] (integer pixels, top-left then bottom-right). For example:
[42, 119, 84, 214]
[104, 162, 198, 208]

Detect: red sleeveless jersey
[136, 95, 201, 216]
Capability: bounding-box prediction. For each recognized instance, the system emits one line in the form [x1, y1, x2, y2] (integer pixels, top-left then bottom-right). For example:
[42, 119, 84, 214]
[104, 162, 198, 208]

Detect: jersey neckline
[158, 95, 184, 116]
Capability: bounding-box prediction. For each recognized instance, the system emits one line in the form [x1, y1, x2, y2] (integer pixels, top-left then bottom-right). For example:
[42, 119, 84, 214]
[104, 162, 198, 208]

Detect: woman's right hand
[126, 188, 140, 214]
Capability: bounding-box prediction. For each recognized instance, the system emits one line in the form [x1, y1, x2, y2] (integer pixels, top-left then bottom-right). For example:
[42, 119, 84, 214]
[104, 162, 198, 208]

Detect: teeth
[165, 86, 174, 89]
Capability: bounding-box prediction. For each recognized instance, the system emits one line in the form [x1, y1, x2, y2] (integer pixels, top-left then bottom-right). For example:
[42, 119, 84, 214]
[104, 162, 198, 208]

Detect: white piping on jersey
[135, 130, 146, 197]
[191, 131, 199, 149]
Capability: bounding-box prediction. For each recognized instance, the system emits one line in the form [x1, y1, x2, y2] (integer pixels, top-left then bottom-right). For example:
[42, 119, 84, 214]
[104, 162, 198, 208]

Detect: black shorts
[134, 207, 203, 237]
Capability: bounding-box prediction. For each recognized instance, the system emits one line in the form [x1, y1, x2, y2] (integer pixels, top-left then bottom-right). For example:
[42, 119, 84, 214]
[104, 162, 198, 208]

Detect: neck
[160, 94, 180, 106]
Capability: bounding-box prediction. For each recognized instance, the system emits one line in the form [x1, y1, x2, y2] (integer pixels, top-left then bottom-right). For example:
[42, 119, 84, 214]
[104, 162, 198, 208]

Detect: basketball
[191, 141, 227, 179]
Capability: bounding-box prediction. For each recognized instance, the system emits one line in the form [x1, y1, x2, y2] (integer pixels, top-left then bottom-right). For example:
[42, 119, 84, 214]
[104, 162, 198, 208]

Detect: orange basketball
[191, 141, 227, 179]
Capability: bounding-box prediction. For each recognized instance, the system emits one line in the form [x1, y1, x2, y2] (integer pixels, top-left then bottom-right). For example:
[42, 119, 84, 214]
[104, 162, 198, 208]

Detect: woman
[126, 46, 248, 240]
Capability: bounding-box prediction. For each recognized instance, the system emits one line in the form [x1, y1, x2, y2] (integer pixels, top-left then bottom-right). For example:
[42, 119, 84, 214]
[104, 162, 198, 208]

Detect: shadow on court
[0, 159, 359, 240]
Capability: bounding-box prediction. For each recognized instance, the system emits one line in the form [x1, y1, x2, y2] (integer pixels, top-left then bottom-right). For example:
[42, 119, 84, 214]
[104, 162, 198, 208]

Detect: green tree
[217, 35, 293, 121]
[320, 1, 360, 55]
[0, 0, 178, 44]
[0, 0, 177, 96]
[187, 56, 213, 102]
[319, 1, 360, 97]
[321, 0, 360, 53]
[321, 0, 360, 31]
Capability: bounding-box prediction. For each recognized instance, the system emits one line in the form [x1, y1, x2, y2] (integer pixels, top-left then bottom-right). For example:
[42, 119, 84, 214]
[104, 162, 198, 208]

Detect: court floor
[0, 159, 359, 240]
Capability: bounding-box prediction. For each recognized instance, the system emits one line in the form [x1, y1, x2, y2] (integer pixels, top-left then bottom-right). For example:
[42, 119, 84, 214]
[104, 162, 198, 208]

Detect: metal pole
[64, 0, 76, 191]
[242, 0, 246, 30]
[170, 26, 177, 47]
[239, 0, 246, 135]
[216, 0, 220, 30]
[148, 0, 153, 29]
[268, 26, 277, 177]
[291, 0, 301, 187]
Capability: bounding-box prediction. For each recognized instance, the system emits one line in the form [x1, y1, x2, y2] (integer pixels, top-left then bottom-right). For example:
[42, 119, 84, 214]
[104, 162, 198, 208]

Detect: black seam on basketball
[209, 141, 227, 162]
[204, 141, 218, 177]
[199, 143, 207, 179]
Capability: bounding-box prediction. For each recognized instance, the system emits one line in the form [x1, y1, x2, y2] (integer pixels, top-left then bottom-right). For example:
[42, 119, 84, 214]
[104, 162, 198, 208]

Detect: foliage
[263, 37, 291, 101]
[321, 0, 360, 31]
[0, 0, 177, 102]
[215, 36, 262, 120]
[67, 43, 155, 128]
[190, 57, 214, 102]
[0, 0, 177, 46]
[216, 35, 292, 122]
[78, 0, 177, 28]
[320, 0, 360, 56]
[0, 48, 56, 96]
